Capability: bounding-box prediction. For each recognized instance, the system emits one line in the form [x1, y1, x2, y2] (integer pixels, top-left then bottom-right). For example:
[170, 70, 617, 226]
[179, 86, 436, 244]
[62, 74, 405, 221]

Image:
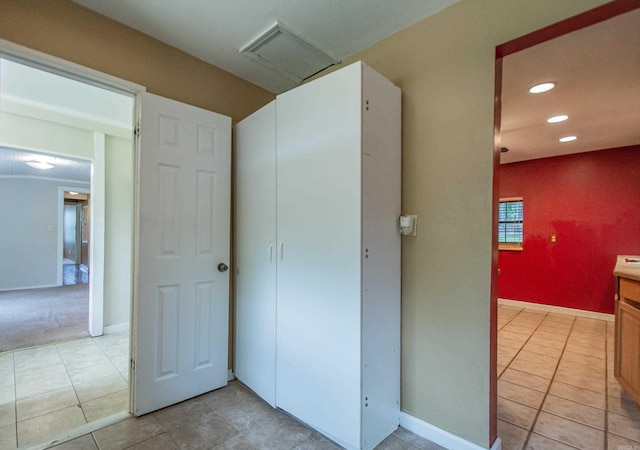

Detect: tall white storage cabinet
[234, 61, 401, 450]
[234, 101, 277, 407]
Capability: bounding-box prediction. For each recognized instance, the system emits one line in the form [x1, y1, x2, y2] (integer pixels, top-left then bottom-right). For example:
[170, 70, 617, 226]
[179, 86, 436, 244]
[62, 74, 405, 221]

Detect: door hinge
[134, 126, 140, 137]
[131, 357, 136, 372]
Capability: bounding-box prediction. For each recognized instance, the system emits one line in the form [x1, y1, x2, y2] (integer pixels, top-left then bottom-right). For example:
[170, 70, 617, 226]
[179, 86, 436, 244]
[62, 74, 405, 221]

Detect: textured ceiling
[0, 147, 91, 183]
[71, 0, 460, 93]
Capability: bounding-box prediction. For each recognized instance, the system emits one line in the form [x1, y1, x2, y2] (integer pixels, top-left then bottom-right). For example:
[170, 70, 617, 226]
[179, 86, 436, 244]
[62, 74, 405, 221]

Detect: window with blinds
[498, 197, 523, 250]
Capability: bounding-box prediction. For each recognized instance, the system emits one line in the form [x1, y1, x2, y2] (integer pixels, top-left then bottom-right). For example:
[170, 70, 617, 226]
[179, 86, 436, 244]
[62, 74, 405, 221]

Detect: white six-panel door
[134, 92, 231, 415]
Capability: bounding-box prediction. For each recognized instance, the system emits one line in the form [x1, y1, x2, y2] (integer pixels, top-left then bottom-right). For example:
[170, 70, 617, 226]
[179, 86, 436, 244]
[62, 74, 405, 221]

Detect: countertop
[614, 255, 640, 282]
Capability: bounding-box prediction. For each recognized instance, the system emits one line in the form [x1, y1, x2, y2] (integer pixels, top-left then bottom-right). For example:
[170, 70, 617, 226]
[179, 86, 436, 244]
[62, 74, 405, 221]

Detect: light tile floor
[9, 304, 637, 449]
[1, 331, 444, 450]
[48, 381, 444, 450]
[497, 304, 640, 450]
[0, 332, 129, 448]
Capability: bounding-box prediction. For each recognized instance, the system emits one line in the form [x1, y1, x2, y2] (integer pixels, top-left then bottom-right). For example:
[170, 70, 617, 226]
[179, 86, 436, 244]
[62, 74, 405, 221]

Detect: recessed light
[26, 161, 54, 170]
[559, 136, 577, 143]
[69, 191, 79, 195]
[529, 82, 555, 94]
[547, 115, 568, 123]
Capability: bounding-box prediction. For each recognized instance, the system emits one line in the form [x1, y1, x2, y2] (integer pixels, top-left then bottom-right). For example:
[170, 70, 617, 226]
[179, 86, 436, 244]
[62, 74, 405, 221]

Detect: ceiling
[0, 147, 91, 183]
[71, 0, 460, 94]
[70, 0, 640, 164]
[0, 59, 131, 182]
[1, 4, 638, 181]
[500, 8, 640, 164]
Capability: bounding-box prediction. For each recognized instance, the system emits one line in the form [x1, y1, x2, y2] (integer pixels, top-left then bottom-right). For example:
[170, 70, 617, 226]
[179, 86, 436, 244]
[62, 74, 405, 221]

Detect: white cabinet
[234, 101, 277, 407]
[234, 61, 401, 450]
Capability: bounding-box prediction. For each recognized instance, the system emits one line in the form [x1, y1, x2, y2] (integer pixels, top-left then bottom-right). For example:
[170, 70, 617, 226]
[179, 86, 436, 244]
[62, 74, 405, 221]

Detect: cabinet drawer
[621, 278, 640, 304]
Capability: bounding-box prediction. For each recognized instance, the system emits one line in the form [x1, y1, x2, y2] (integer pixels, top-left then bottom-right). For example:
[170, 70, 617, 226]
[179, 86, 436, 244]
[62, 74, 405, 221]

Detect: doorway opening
[0, 53, 136, 447]
[492, 2, 640, 448]
[63, 190, 91, 286]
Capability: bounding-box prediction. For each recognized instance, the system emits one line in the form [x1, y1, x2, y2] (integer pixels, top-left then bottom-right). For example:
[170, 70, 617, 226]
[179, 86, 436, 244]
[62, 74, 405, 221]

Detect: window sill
[499, 243, 523, 251]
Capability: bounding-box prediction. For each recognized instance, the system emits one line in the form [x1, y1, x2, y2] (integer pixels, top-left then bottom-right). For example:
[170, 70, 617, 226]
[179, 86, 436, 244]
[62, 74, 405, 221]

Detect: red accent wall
[498, 146, 640, 314]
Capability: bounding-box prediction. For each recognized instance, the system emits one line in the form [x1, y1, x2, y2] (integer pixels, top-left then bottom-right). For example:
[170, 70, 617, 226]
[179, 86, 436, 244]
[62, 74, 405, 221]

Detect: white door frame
[0, 39, 144, 414]
[58, 185, 92, 278]
[57, 185, 91, 286]
[57, 174, 107, 335]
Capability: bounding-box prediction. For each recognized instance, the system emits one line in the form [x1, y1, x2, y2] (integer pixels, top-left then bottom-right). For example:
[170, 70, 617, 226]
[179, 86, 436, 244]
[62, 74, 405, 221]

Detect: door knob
[218, 263, 229, 272]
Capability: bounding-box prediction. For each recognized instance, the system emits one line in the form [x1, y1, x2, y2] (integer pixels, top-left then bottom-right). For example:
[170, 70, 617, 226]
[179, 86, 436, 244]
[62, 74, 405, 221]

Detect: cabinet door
[617, 300, 640, 400]
[275, 62, 363, 448]
[234, 102, 277, 406]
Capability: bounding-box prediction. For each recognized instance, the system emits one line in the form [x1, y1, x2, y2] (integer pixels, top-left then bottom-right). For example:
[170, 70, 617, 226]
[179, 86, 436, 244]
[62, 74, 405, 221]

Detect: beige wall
[0, 0, 273, 124]
[0, 0, 613, 447]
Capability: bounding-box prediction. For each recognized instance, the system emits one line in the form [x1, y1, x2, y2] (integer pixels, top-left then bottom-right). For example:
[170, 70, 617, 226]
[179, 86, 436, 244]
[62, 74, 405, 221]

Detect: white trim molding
[88, 133, 106, 337]
[103, 322, 130, 335]
[399, 412, 501, 450]
[498, 298, 614, 322]
[22, 410, 131, 450]
[0, 38, 145, 96]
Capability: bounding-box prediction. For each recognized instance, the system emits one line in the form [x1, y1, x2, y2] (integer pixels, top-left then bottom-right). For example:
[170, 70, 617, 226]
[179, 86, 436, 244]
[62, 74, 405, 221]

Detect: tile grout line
[500, 309, 590, 449]
[499, 308, 556, 445]
[59, 336, 130, 426]
[520, 312, 577, 450]
[55, 341, 90, 426]
[501, 309, 629, 448]
[6, 335, 129, 448]
[523, 317, 608, 450]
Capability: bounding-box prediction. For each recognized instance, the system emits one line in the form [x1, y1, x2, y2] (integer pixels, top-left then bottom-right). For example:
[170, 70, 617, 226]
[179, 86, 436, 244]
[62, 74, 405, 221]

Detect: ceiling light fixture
[26, 160, 54, 170]
[558, 136, 577, 143]
[529, 82, 555, 94]
[69, 191, 79, 195]
[547, 115, 568, 123]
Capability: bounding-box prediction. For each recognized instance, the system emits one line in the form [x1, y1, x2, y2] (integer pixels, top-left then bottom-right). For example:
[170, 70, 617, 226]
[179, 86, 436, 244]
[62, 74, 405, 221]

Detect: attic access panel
[240, 22, 339, 87]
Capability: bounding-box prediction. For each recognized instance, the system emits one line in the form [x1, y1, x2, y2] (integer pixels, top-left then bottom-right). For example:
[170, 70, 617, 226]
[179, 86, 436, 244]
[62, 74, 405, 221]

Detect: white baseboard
[0, 283, 57, 292]
[103, 322, 129, 334]
[498, 298, 614, 322]
[399, 412, 501, 450]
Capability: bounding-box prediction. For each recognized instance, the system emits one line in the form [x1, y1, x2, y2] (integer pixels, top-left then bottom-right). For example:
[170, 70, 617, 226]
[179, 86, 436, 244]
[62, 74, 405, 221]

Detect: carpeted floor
[0, 284, 89, 352]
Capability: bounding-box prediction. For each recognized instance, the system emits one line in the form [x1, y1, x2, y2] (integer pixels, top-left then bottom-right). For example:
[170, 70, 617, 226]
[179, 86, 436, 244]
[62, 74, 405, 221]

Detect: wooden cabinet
[234, 61, 401, 450]
[615, 274, 640, 403]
